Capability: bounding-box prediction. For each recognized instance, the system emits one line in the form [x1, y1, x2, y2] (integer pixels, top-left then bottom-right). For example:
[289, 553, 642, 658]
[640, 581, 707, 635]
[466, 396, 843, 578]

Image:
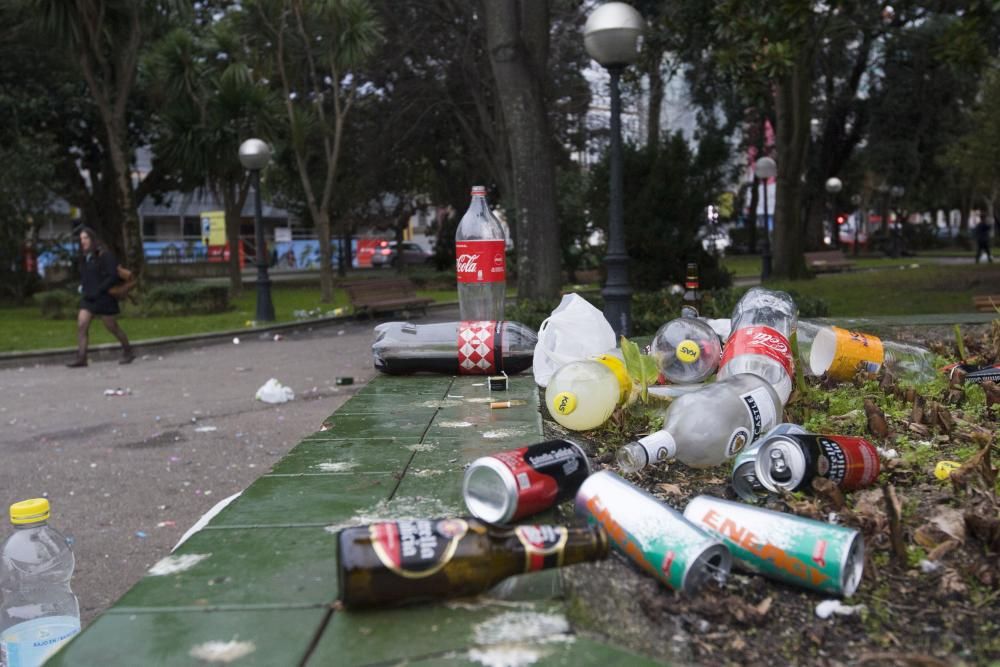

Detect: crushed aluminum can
[684, 495, 864, 597]
[575, 470, 730, 594]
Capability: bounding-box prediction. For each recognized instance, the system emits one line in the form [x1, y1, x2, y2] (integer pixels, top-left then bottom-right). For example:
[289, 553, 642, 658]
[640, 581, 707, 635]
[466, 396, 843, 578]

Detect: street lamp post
[754, 156, 776, 281]
[238, 138, 275, 322]
[584, 2, 644, 338]
[889, 185, 905, 258]
[825, 176, 843, 249]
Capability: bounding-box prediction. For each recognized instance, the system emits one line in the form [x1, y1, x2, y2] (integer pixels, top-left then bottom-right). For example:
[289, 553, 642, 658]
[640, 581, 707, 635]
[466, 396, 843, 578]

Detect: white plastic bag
[255, 378, 295, 404]
[532, 293, 616, 388]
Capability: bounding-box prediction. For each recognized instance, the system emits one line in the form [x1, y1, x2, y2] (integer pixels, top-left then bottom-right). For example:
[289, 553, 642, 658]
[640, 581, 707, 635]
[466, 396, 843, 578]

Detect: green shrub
[786, 290, 830, 318]
[36, 289, 79, 319]
[143, 283, 230, 315]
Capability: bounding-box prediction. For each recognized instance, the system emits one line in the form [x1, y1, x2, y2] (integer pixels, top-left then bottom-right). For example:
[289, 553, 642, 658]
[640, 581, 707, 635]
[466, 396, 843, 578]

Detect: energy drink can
[754, 433, 880, 494]
[684, 495, 864, 596]
[731, 423, 809, 502]
[575, 471, 731, 594]
[463, 439, 590, 524]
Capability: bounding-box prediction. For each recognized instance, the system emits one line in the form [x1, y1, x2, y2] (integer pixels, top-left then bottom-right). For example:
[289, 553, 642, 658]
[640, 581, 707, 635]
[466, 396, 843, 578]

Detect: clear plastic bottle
[617, 374, 782, 472]
[456, 186, 506, 322]
[797, 320, 935, 383]
[1, 499, 80, 667]
[372, 321, 536, 375]
[545, 355, 631, 431]
[650, 317, 722, 384]
[717, 287, 798, 403]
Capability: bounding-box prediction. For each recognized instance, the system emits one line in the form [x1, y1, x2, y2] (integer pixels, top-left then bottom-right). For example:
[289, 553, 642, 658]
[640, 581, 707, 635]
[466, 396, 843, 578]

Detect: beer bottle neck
[493, 524, 608, 576]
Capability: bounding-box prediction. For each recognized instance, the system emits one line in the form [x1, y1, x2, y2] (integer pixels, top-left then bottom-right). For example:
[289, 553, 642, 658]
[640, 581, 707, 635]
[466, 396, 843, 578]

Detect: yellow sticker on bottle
[675, 339, 701, 364]
[552, 392, 577, 415]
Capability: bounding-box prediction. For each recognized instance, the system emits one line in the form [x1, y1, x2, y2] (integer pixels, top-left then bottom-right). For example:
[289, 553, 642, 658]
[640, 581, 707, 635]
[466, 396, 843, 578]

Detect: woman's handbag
[108, 265, 138, 301]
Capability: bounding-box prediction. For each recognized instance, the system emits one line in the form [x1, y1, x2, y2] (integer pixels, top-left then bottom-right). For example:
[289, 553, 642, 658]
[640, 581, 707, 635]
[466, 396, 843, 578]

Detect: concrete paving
[0, 308, 456, 626]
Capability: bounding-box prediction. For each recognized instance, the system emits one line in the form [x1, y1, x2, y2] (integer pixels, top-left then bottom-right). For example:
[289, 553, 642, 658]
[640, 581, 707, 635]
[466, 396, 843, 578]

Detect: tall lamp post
[825, 177, 843, 249]
[584, 2, 644, 337]
[889, 185, 905, 258]
[754, 156, 776, 281]
[238, 138, 275, 322]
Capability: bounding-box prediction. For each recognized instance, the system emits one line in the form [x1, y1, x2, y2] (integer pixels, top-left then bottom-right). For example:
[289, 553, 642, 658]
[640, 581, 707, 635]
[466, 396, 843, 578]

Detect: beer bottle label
[370, 519, 468, 579]
[458, 321, 498, 374]
[515, 525, 568, 572]
[816, 436, 880, 490]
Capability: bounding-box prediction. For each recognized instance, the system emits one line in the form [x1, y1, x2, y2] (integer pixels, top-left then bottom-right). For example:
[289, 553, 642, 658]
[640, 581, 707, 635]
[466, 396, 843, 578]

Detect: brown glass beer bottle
[337, 518, 608, 608]
[682, 262, 701, 317]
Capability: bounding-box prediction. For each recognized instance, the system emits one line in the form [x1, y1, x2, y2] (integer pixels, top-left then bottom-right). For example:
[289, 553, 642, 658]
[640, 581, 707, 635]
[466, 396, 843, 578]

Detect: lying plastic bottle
[649, 317, 722, 384]
[798, 321, 935, 383]
[617, 373, 782, 472]
[372, 321, 537, 375]
[545, 354, 631, 431]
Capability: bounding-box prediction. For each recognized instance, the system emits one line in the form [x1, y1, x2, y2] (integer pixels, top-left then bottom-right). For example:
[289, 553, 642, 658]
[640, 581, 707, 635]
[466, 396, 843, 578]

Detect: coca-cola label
[514, 525, 568, 572]
[816, 436, 880, 490]
[456, 240, 506, 283]
[491, 441, 588, 520]
[458, 321, 497, 374]
[721, 326, 794, 381]
[369, 518, 468, 579]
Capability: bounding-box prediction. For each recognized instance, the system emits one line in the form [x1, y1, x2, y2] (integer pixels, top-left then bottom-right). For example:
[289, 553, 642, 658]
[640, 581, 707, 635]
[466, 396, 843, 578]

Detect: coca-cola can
[754, 433, 880, 494]
[463, 439, 591, 524]
[684, 495, 864, 597]
[575, 471, 731, 594]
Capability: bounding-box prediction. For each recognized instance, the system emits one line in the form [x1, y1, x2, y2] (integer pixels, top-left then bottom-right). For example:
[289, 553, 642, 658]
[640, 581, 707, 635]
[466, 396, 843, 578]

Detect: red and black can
[462, 439, 591, 524]
[754, 433, 880, 494]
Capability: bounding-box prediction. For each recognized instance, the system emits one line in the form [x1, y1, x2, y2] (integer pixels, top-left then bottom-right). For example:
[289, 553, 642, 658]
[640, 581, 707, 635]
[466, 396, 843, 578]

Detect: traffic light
[836, 214, 846, 225]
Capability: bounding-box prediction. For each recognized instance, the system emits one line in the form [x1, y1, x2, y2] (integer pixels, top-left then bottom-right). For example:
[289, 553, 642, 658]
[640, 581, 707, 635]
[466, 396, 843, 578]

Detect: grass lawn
[762, 263, 1000, 317]
[0, 284, 460, 354]
[720, 253, 930, 279]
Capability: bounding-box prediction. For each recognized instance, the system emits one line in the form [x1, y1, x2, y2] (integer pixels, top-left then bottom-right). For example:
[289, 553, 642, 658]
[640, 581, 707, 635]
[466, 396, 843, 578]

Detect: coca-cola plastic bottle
[456, 186, 507, 321]
[372, 321, 536, 375]
[617, 373, 782, 472]
[717, 287, 798, 403]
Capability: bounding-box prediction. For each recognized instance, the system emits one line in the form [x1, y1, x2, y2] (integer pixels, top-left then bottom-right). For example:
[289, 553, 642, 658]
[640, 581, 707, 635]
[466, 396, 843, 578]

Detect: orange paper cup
[809, 326, 885, 380]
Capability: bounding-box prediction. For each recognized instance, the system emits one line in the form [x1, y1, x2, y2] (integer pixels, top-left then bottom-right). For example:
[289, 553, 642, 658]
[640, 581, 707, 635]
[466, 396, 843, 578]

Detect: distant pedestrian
[975, 219, 993, 263]
[66, 227, 134, 367]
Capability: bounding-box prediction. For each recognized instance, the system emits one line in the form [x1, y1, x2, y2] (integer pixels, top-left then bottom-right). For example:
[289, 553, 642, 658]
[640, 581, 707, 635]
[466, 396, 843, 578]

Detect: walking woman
[67, 226, 135, 367]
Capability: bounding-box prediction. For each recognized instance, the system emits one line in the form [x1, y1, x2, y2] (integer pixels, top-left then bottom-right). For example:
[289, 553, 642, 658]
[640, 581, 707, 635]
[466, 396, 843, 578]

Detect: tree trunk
[315, 211, 334, 301]
[772, 55, 812, 280]
[483, 0, 561, 300]
[646, 48, 664, 150]
[747, 178, 759, 253]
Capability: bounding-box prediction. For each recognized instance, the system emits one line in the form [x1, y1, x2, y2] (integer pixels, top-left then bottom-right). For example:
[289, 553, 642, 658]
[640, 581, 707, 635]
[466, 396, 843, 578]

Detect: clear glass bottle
[0, 499, 80, 667]
[456, 186, 506, 322]
[617, 374, 782, 471]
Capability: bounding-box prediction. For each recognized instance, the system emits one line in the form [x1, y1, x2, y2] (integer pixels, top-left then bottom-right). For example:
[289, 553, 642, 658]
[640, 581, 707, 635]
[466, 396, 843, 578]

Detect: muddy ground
[555, 321, 999, 666]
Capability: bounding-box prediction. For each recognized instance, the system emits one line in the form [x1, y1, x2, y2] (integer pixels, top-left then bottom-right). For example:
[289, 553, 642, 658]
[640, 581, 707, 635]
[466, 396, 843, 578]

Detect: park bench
[343, 278, 433, 318]
[805, 250, 855, 273]
[973, 295, 999, 312]
[48, 374, 644, 665]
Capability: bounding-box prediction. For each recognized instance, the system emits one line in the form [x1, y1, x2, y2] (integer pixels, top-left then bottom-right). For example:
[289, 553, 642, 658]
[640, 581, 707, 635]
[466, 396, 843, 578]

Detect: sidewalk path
[0, 308, 455, 625]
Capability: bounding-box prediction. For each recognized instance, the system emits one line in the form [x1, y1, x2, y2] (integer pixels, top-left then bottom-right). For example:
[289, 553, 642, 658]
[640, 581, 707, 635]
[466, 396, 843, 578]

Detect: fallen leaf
[926, 539, 959, 562]
[939, 568, 967, 595]
[657, 483, 683, 497]
[812, 477, 845, 510]
[865, 399, 890, 439]
[965, 512, 1000, 551]
[754, 596, 773, 616]
[882, 484, 907, 564]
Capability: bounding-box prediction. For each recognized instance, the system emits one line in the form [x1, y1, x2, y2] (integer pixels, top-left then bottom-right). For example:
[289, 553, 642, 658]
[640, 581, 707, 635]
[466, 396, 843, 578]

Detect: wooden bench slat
[805, 250, 855, 273]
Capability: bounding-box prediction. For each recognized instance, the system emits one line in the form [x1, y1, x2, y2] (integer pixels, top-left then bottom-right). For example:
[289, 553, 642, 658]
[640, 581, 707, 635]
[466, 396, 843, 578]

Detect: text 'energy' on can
[731, 423, 809, 503]
[754, 433, 880, 494]
[463, 440, 591, 524]
[684, 495, 864, 597]
[575, 471, 731, 594]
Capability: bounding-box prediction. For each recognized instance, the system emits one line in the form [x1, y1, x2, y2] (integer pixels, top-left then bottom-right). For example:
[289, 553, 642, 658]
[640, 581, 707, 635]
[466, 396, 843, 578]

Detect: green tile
[210, 474, 395, 527]
[356, 376, 454, 396]
[114, 527, 340, 609]
[269, 438, 418, 475]
[308, 600, 568, 666]
[316, 412, 435, 439]
[403, 636, 662, 666]
[336, 394, 465, 415]
[48, 608, 328, 667]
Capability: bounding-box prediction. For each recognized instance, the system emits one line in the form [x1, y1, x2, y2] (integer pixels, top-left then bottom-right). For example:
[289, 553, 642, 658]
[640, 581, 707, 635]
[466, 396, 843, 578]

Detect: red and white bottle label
[721, 326, 794, 380]
[456, 240, 506, 283]
[458, 321, 497, 374]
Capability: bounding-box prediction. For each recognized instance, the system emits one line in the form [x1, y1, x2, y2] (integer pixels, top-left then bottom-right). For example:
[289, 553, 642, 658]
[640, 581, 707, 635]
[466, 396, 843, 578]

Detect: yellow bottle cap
[594, 354, 631, 403]
[934, 460, 962, 481]
[552, 391, 578, 415]
[10, 498, 50, 525]
[675, 339, 701, 364]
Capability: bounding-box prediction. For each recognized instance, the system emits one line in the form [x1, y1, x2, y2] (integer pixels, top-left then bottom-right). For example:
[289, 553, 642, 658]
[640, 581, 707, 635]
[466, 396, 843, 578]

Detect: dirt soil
[555, 321, 1000, 667]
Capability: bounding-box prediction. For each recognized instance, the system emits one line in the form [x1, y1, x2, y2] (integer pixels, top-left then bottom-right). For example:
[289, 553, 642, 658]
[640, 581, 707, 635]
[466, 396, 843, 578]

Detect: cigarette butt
[490, 400, 526, 410]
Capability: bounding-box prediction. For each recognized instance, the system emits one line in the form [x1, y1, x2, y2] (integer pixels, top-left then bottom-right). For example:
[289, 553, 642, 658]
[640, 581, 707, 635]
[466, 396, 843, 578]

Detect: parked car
[697, 225, 732, 254]
[371, 240, 433, 267]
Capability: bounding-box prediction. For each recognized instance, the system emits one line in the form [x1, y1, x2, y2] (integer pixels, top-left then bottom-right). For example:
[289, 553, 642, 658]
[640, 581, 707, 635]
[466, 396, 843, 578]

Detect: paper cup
[809, 326, 885, 380]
